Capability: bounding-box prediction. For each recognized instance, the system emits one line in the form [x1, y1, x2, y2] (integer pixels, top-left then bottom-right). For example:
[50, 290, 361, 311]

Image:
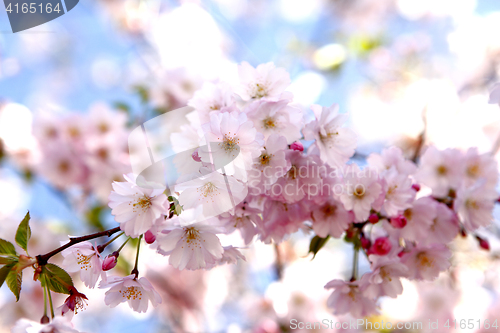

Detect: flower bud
[102, 253, 118, 271]
[290, 141, 304, 151]
[371, 237, 392, 256]
[40, 315, 50, 324]
[360, 236, 371, 250]
[192, 149, 202, 162]
[368, 214, 379, 224]
[476, 236, 490, 251]
[390, 215, 407, 229]
[144, 230, 156, 244]
[412, 184, 421, 192]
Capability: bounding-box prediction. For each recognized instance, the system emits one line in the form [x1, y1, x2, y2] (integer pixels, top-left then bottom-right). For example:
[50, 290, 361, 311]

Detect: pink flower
[454, 181, 498, 231]
[59, 287, 88, 316]
[61, 241, 103, 288]
[204, 246, 246, 269]
[339, 164, 382, 222]
[290, 141, 303, 151]
[247, 134, 290, 190]
[257, 199, 307, 244]
[235, 62, 291, 101]
[12, 316, 86, 333]
[463, 147, 498, 189]
[367, 147, 416, 176]
[362, 255, 408, 298]
[37, 147, 86, 189]
[303, 104, 356, 168]
[245, 99, 303, 143]
[422, 202, 459, 245]
[324, 279, 377, 318]
[156, 223, 224, 270]
[199, 110, 264, 178]
[370, 237, 392, 255]
[108, 174, 168, 238]
[415, 146, 464, 197]
[219, 201, 261, 245]
[401, 244, 451, 280]
[188, 81, 235, 123]
[311, 199, 352, 238]
[398, 197, 437, 242]
[380, 167, 415, 216]
[100, 275, 162, 313]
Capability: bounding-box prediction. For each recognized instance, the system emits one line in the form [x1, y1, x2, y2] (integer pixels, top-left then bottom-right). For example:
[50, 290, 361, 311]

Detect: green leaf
[309, 235, 330, 259]
[6, 270, 22, 301]
[0, 239, 16, 255]
[0, 263, 14, 288]
[42, 263, 74, 294]
[15, 212, 31, 253]
[0, 255, 18, 265]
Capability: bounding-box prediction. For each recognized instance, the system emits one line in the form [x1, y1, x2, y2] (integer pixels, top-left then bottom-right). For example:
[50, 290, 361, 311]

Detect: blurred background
[1, 0, 500, 332]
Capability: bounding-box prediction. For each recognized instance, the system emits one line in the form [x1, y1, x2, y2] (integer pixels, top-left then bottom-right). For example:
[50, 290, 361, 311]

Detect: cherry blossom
[235, 62, 291, 101]
[401, 244, 451, 280]
[100, 275, 162, 313]
[324, 279, 377, 318]
[362, 255, 408, 298]
[61, 241, 103, 288]
[108, 174, 168, 238]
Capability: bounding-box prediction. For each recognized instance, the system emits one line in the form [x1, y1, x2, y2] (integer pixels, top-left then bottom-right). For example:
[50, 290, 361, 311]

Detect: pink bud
[476, 236, 490, 251]
[412, 183, 421, 192]
[390, 215, 407, 229]
[144, 230, 156, 244]
[102, 255, 117, 271]
[368, 214, 379, 224]
[371, 237, 392, 256]
[290, 141, 304, 151]
[360, 237, 371, 250]
[192, 149, 202, 162]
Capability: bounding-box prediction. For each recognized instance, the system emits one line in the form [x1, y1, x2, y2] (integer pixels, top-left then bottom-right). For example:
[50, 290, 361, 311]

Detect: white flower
[362, 255, 408, 299]
[100, 275, 162, 313]
[61, 241, 102, 288]
[381, 167, 415, 217]
[12, 316, 86, 333]
[175, 171, 247, 221]
[188, 81, 235, 123]
[204, 246, 246, 269]
[303, 104, 356, 168]
[245, 99, 303, 143]
[455, 181, 498, 231]
[399, 197, 436, 242]
[463, 147, 498, 189]
[199, 110, 264, 179]
[339, 164, 382, 222]
[400, 244, 451, 281]
[324, 279, 377, 318]
[108, 174, 168, 238]
[415, 146, 464, 197]
[235, 62, 291, 101]
[156, 223, 224, 270]
[367, 146, 416, 176]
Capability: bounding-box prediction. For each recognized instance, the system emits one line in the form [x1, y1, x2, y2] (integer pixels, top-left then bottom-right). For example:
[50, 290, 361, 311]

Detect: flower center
[219, 134, 239, 153]
[198, 182, 218, 198]
[466, 164, 479, 178]
[185, 227, 200, 241]
[353, 185, 365, 199]
[133, 196, 152, 211]
[76, 251, 95, 271]
[417, 252, 433, 268]
[260, 153, 272, 166]
[253, 83, 267, 98]
[120, 286, 143, 301]
[262, 117, 276, 129]
[436, 165, 447, 176]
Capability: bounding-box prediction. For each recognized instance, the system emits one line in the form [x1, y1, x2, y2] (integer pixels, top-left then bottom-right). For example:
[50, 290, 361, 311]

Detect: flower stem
[131, 235, 143, 278]
[351, 245, 359, 282]
[97, 232, 125, 253]
[36, 226, 121, 266]
[47, 286, 55, 319]
[117, 237, 131, 253]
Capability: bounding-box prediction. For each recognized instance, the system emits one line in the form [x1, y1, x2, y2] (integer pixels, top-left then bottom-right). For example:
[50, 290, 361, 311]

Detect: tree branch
[36, 226, 121, 266]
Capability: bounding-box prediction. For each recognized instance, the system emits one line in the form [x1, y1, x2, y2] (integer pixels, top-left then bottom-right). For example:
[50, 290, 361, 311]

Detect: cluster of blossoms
[98, 62, 500, 318]
[33, 104, 131, 202]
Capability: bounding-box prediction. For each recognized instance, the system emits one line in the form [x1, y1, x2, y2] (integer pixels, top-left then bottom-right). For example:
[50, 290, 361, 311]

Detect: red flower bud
[144, 230, 156, 244]
[412, 184, 421, 192]
[192, 149, 202, 162]
[476, 236, 490, 251]
[102, 255, 118, 271]
[390, 215, 407, 229]
[360, 237, 371, 250]
[368, 214, 379, 224]
[371, 237, 392, 256]
[290, 141, 304, 151]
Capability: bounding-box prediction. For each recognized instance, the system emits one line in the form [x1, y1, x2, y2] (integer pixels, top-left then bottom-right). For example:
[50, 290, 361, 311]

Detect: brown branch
[36, 226, 121, 266]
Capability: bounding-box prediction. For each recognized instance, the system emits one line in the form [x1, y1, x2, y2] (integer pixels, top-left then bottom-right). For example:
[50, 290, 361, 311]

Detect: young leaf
[308, 235, 330, 259]
[42, 263, 74, 294]
[0, 239, 16, 255]
[6, 270, 22, 301]
[15, 212, 31, 253]
[0, 255, 18, 265]
[0, 263, 14, 288]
